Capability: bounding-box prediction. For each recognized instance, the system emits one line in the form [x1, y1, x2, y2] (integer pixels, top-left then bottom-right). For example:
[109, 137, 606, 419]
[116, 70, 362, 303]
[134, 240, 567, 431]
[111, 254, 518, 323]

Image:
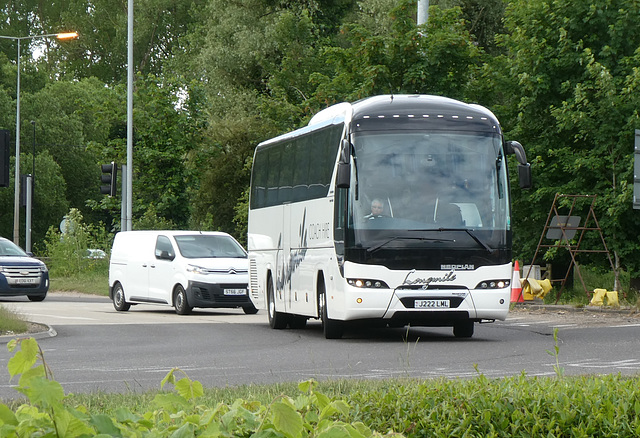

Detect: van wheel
[243, 304, 259, 314]
[318, 281, 343, 339]
[113, 283, 130, 311]
[267, 278, 288, 329]
[174, 285, 192, 315]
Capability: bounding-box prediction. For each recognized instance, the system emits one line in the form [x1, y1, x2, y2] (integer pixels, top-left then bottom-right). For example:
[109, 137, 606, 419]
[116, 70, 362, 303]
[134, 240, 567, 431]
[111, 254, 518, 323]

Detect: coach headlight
[476, 279, 510, 289]
[347, 278, 389, 289]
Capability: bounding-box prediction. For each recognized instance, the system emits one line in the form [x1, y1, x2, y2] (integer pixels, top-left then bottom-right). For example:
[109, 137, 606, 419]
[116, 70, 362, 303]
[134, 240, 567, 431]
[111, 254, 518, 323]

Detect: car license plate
[224, 288, 246, 296]
[415, 299, 449, 309]
[10, 278, 38, 285]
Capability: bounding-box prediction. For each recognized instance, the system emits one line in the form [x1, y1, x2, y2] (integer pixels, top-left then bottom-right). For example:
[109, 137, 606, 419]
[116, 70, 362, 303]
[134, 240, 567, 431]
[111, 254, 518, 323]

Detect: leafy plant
[1, 337, 403, 437]
[43, 208, 112, 277]
[546, 327, 565, 378]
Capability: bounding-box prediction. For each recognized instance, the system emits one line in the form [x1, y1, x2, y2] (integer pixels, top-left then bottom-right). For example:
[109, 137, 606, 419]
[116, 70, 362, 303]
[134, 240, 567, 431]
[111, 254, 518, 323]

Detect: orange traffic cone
[510, 260, 524, 303]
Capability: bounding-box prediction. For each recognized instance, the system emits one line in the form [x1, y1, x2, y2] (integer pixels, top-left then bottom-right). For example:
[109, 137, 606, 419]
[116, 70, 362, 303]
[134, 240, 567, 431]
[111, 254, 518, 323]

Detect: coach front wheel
[318, 283, 343, 339]
[453, 321, 474, 338]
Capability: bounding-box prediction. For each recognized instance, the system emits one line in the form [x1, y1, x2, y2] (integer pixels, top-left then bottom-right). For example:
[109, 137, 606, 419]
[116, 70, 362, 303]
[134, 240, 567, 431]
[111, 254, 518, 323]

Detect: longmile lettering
[402, 269, 456, 286]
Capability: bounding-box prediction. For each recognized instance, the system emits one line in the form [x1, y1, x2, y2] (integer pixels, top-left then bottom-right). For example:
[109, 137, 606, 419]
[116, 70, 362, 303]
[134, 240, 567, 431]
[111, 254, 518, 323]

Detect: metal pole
[126, 0, 134, 231]
[13, 38, 21, 245]
[31, 120, 35, 228]
[121, 164, 127, 231]
[25, 175, 32, 252]
[31, 121, 35, 177]
[417, 0, 429, 26]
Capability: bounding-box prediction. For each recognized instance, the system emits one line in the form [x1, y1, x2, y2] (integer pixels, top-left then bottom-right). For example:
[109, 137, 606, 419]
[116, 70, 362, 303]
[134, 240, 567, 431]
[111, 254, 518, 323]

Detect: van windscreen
[174, 235, 247, 259]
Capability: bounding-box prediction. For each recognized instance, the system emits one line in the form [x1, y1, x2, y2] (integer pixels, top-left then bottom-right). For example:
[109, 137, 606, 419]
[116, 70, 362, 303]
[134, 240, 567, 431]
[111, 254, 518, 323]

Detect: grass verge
[0, 305, 28, 335]
[4, 372, 640, 437]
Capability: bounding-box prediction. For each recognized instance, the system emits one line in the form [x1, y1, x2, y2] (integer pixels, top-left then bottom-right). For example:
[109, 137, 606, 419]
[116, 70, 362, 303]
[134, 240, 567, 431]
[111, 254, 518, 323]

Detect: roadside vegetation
[0, 307, 27, 337]
[2, 337, 640, 436]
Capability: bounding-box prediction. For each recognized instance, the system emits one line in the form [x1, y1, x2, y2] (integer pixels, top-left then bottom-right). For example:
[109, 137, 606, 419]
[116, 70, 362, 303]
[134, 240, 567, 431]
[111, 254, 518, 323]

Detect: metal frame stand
[527, 194, 615, 302]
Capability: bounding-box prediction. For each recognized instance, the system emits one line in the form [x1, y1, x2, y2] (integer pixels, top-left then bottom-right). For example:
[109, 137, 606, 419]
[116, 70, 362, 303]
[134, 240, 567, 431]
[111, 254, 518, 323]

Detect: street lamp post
[0, 31, 78, 246]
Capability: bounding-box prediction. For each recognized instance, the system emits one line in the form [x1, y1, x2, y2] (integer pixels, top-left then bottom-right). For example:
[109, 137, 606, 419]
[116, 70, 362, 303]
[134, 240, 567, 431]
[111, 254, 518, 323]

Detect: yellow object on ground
[590, 289, 606, 305]
[590, 289, 619, 306]
[521, 278, 552, 300]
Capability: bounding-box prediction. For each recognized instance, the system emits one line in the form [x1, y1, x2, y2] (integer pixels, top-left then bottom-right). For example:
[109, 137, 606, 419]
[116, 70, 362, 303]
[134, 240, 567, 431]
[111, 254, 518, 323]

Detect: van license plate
[415, 299, 449, 308]
[224, 288, 246, 296]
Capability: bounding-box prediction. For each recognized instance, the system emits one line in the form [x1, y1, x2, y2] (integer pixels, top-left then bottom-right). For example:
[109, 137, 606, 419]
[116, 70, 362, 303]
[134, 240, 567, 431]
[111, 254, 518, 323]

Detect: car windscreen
[0, 239, 29, 257]
[174, 235, 247, 259]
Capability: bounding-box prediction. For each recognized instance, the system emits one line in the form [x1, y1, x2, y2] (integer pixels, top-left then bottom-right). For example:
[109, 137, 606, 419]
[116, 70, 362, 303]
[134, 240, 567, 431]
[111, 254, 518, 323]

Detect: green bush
[1, 338, 402, 437]
[3, 338, 640, 437]
[43, 208, 112, 278]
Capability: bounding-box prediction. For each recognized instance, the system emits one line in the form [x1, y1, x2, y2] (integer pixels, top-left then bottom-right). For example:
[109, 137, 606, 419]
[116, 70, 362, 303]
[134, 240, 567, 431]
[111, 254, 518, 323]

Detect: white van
[108, 230, 256, 315]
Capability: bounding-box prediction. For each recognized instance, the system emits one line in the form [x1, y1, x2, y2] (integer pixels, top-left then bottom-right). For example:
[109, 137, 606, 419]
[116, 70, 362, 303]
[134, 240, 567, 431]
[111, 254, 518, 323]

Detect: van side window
[155, 235, 175, 260]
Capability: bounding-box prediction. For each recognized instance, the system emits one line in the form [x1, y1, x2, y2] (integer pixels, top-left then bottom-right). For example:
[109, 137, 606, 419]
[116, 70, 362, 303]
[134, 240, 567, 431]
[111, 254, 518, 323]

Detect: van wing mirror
[336, 139, 351, 189]
[159, 250, 175, 261]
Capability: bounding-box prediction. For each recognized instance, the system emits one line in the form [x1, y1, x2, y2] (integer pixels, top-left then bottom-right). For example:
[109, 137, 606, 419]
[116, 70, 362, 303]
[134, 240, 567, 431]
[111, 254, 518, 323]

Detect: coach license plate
[415, 299, 449, 309]
[224, 288, 246, 296]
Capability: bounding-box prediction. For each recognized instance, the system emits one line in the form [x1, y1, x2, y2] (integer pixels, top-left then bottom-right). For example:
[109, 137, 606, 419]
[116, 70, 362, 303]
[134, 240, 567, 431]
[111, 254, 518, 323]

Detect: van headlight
[186, 265, 208, 275]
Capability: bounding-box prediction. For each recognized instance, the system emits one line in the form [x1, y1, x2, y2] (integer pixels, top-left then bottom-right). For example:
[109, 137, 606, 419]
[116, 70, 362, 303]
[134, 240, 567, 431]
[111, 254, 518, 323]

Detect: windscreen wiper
[435, 228, 495, 254]
[366, 236, 453, 254]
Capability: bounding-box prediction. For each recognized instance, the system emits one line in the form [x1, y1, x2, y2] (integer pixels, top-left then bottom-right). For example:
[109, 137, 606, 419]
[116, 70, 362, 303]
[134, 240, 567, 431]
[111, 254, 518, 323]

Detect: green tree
[494, 0, 640, 275]
[0, 152, 68, 252]
[309, 2, 483, 106]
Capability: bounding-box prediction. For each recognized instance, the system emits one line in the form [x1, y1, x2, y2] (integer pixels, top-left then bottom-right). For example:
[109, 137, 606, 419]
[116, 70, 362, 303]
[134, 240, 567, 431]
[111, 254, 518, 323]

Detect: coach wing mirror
[336, 139, 351, 188]
[505, 140, 532, 189]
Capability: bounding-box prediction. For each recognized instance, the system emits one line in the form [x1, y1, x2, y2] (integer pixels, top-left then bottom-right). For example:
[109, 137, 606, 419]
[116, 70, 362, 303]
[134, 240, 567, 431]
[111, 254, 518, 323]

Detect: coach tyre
[113, 282, 130, 311]
[267, 276, 288, 329]
[174, 284, 192, 315]
[318, 279, 343, 339]
[453, 321, 474, 338]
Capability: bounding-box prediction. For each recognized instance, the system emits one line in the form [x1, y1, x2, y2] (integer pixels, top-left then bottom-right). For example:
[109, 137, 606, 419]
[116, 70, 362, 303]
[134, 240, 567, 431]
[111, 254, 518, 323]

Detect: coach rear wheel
[267, 278, 288, 329]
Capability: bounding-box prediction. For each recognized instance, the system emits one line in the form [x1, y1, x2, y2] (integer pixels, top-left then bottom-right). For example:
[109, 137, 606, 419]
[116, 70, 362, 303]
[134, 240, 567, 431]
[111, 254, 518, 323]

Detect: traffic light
[100, 162, 118, 196]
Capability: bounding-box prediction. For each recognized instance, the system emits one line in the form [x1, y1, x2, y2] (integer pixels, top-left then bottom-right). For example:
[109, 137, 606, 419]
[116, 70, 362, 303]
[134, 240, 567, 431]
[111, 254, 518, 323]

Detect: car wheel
[243, 304, 259, 314]
[174, 285, 192, 315]
[267, 277, 288, 329]
[27, 293, 46, 302]
[113, 283, 130, 311]
[453, 321, 474, 338]
[318, 281, 343, 339]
